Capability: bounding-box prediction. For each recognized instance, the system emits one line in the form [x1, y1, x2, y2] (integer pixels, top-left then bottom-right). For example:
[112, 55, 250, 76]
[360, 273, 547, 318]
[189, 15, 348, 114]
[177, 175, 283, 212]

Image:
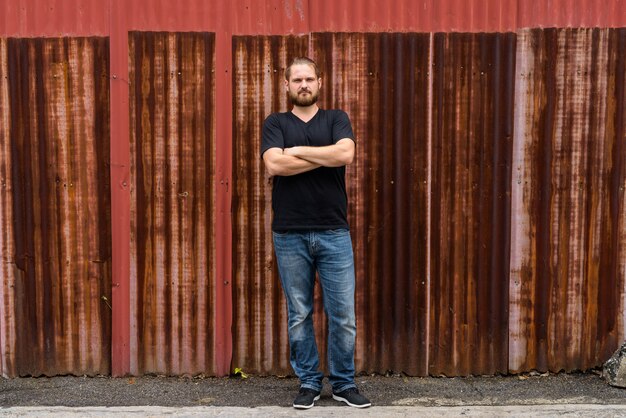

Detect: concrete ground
[1, 371, 626, 416]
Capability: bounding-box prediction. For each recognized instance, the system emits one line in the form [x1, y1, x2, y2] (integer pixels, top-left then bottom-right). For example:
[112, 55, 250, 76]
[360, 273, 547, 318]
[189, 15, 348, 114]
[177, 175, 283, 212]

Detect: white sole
[332, 394, 372, 408]
[293, 394, 320, 409]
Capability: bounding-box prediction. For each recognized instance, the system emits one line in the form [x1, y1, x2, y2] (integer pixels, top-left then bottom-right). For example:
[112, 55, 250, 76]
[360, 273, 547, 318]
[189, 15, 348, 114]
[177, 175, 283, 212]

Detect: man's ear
[284, 79, 289, 90]
[318, 78, 322, 89]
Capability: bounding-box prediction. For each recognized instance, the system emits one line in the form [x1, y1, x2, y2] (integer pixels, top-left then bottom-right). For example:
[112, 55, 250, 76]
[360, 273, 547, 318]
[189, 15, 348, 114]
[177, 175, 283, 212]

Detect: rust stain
[0, 37, 111, 377]
[232, 35, 308, 375]
[312, 33, 432, 376]
[429, 32, 515, 376]
[509, 28, 626, 373]
[233, 32, 516, 377]
[129, 32, 216, 375]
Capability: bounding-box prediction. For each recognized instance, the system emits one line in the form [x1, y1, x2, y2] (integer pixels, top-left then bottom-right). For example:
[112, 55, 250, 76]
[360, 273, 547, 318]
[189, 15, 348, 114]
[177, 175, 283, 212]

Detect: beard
[288, 89, 319, 106]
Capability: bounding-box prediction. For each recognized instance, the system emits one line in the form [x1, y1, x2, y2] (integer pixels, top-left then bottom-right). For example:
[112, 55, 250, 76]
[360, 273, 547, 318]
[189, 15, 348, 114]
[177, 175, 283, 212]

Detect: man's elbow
[338, 140, 355, 165]
[265, 164, 279, 177]
[342, 150, 355, 165]
[265, 161, 285, 177]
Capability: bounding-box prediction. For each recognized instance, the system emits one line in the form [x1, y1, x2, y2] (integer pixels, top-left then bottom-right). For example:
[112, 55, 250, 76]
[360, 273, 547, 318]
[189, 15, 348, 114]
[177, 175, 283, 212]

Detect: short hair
[285, 57, 321, 80]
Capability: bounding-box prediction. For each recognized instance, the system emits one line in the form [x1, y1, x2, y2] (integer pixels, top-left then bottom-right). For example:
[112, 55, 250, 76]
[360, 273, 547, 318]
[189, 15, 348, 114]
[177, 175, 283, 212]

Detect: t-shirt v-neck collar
[290, 108, 321, 124]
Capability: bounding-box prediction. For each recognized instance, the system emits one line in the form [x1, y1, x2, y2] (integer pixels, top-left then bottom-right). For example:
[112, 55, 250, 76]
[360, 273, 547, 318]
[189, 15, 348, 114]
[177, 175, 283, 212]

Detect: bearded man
[261, 57, 371, 410]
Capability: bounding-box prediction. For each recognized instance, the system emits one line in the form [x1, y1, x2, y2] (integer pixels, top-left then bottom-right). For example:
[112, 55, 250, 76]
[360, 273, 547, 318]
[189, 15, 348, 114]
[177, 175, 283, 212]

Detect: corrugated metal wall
[232, 29, 625, 377]
[129, 32, 216, 375]
[0, 37, 111, 376]
[0, 0, 625, 377]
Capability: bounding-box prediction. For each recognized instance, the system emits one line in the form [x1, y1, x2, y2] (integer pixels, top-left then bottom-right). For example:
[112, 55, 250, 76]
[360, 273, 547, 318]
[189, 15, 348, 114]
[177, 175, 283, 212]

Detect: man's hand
[283, 138, 355, 167]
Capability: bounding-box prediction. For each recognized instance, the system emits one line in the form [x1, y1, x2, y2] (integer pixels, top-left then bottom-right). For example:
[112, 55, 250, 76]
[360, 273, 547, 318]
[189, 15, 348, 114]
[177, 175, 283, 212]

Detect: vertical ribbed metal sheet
[232, 35, 308, 375]
[311, 33, 432, 376]
[509, 28, 626, 373]
[128, 32, 216, 375]
[231, 29, 624, 377]
[232, 32, 514, 376]
[0, 37, 111, 377]
[429, 32, 516, 376]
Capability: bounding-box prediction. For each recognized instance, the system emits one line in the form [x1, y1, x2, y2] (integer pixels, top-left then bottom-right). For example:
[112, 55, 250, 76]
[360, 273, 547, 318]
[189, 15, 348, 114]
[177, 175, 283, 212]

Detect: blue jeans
[272, 229, 357, 393]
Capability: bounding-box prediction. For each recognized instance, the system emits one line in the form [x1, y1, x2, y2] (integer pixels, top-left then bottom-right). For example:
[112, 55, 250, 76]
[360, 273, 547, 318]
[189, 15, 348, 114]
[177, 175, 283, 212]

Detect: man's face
[285, 64, 321, 107]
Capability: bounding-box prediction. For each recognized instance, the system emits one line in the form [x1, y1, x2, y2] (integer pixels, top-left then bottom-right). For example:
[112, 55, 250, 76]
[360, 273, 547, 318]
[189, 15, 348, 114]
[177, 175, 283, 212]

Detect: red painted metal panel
[214, 0, 234, 377]
[0, 37, 111, 377]
[517, 0, 626, 29]
[509, 28, 626, 373]
[128, 32, 216, 375]
[2, 0, 626, 38]
[109, 0, 131, 377]
[0, 0, 109, 37]
[308, 0, 521, 32]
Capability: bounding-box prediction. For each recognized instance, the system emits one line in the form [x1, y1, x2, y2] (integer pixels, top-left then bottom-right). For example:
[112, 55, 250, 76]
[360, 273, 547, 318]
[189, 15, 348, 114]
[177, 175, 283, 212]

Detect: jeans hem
[332, 383, 357, 393]
[300, 383, 323, 393]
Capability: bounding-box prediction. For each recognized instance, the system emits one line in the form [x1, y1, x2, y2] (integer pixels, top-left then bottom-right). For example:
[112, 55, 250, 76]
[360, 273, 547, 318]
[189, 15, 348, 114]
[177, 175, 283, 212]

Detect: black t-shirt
[260, 109, 355, 231]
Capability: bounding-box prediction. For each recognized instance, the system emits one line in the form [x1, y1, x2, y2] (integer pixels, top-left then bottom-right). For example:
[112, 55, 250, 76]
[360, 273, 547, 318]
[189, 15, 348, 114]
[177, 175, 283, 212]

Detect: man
[261, 57, 371, 410]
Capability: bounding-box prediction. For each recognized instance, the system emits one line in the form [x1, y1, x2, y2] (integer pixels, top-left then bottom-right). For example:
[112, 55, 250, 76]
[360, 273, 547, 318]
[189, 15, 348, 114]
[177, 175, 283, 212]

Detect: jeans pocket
[327, 228, 349, 235]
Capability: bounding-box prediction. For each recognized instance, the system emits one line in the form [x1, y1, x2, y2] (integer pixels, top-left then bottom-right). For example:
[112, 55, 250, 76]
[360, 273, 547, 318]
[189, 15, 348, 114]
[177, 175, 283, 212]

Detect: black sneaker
[293, 387, 321, 409]
[332, 387, 371, 408]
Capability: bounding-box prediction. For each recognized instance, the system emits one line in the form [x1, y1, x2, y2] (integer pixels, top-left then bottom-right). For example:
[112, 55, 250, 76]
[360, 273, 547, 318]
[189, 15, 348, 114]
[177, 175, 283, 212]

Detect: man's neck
[291, 104, 319, 123]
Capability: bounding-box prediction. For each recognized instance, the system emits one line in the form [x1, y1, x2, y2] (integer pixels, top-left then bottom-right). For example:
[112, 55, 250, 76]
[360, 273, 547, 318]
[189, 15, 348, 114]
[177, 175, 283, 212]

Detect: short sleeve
[261, 113, 285, 158]
[331, 110, 355, 144]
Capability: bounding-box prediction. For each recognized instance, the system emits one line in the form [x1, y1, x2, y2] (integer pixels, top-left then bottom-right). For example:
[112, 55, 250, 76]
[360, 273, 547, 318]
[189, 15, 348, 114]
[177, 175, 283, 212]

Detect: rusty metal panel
[509, 28, 626, 373]
[429, 33, 516, 376]
[0, 37, 111, 377]
[232, 33, 431, 376]
[129, 32, 216, 375]
[232, 35, 309, 375]
[311, 33, 432, 376]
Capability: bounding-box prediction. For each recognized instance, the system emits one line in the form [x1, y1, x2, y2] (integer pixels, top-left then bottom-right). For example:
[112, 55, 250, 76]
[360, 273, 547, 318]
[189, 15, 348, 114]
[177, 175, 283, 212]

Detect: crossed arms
[262, 138, 355, 177]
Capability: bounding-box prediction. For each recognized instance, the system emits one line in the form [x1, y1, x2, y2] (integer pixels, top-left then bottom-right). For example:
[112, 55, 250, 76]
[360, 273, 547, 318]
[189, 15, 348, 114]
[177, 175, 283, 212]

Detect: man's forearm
[266, 153, 320, 176]
[284, 139, 354, 167]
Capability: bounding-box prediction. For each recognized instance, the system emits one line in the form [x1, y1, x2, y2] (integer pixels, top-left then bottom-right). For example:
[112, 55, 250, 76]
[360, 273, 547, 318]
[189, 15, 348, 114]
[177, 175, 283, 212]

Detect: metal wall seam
[0, 38, 12, 377]
[613, 29, 626, 358]
[110, 0, 131, 377]
[214, 0, 234, 377]
[509, 28, 535, 373]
